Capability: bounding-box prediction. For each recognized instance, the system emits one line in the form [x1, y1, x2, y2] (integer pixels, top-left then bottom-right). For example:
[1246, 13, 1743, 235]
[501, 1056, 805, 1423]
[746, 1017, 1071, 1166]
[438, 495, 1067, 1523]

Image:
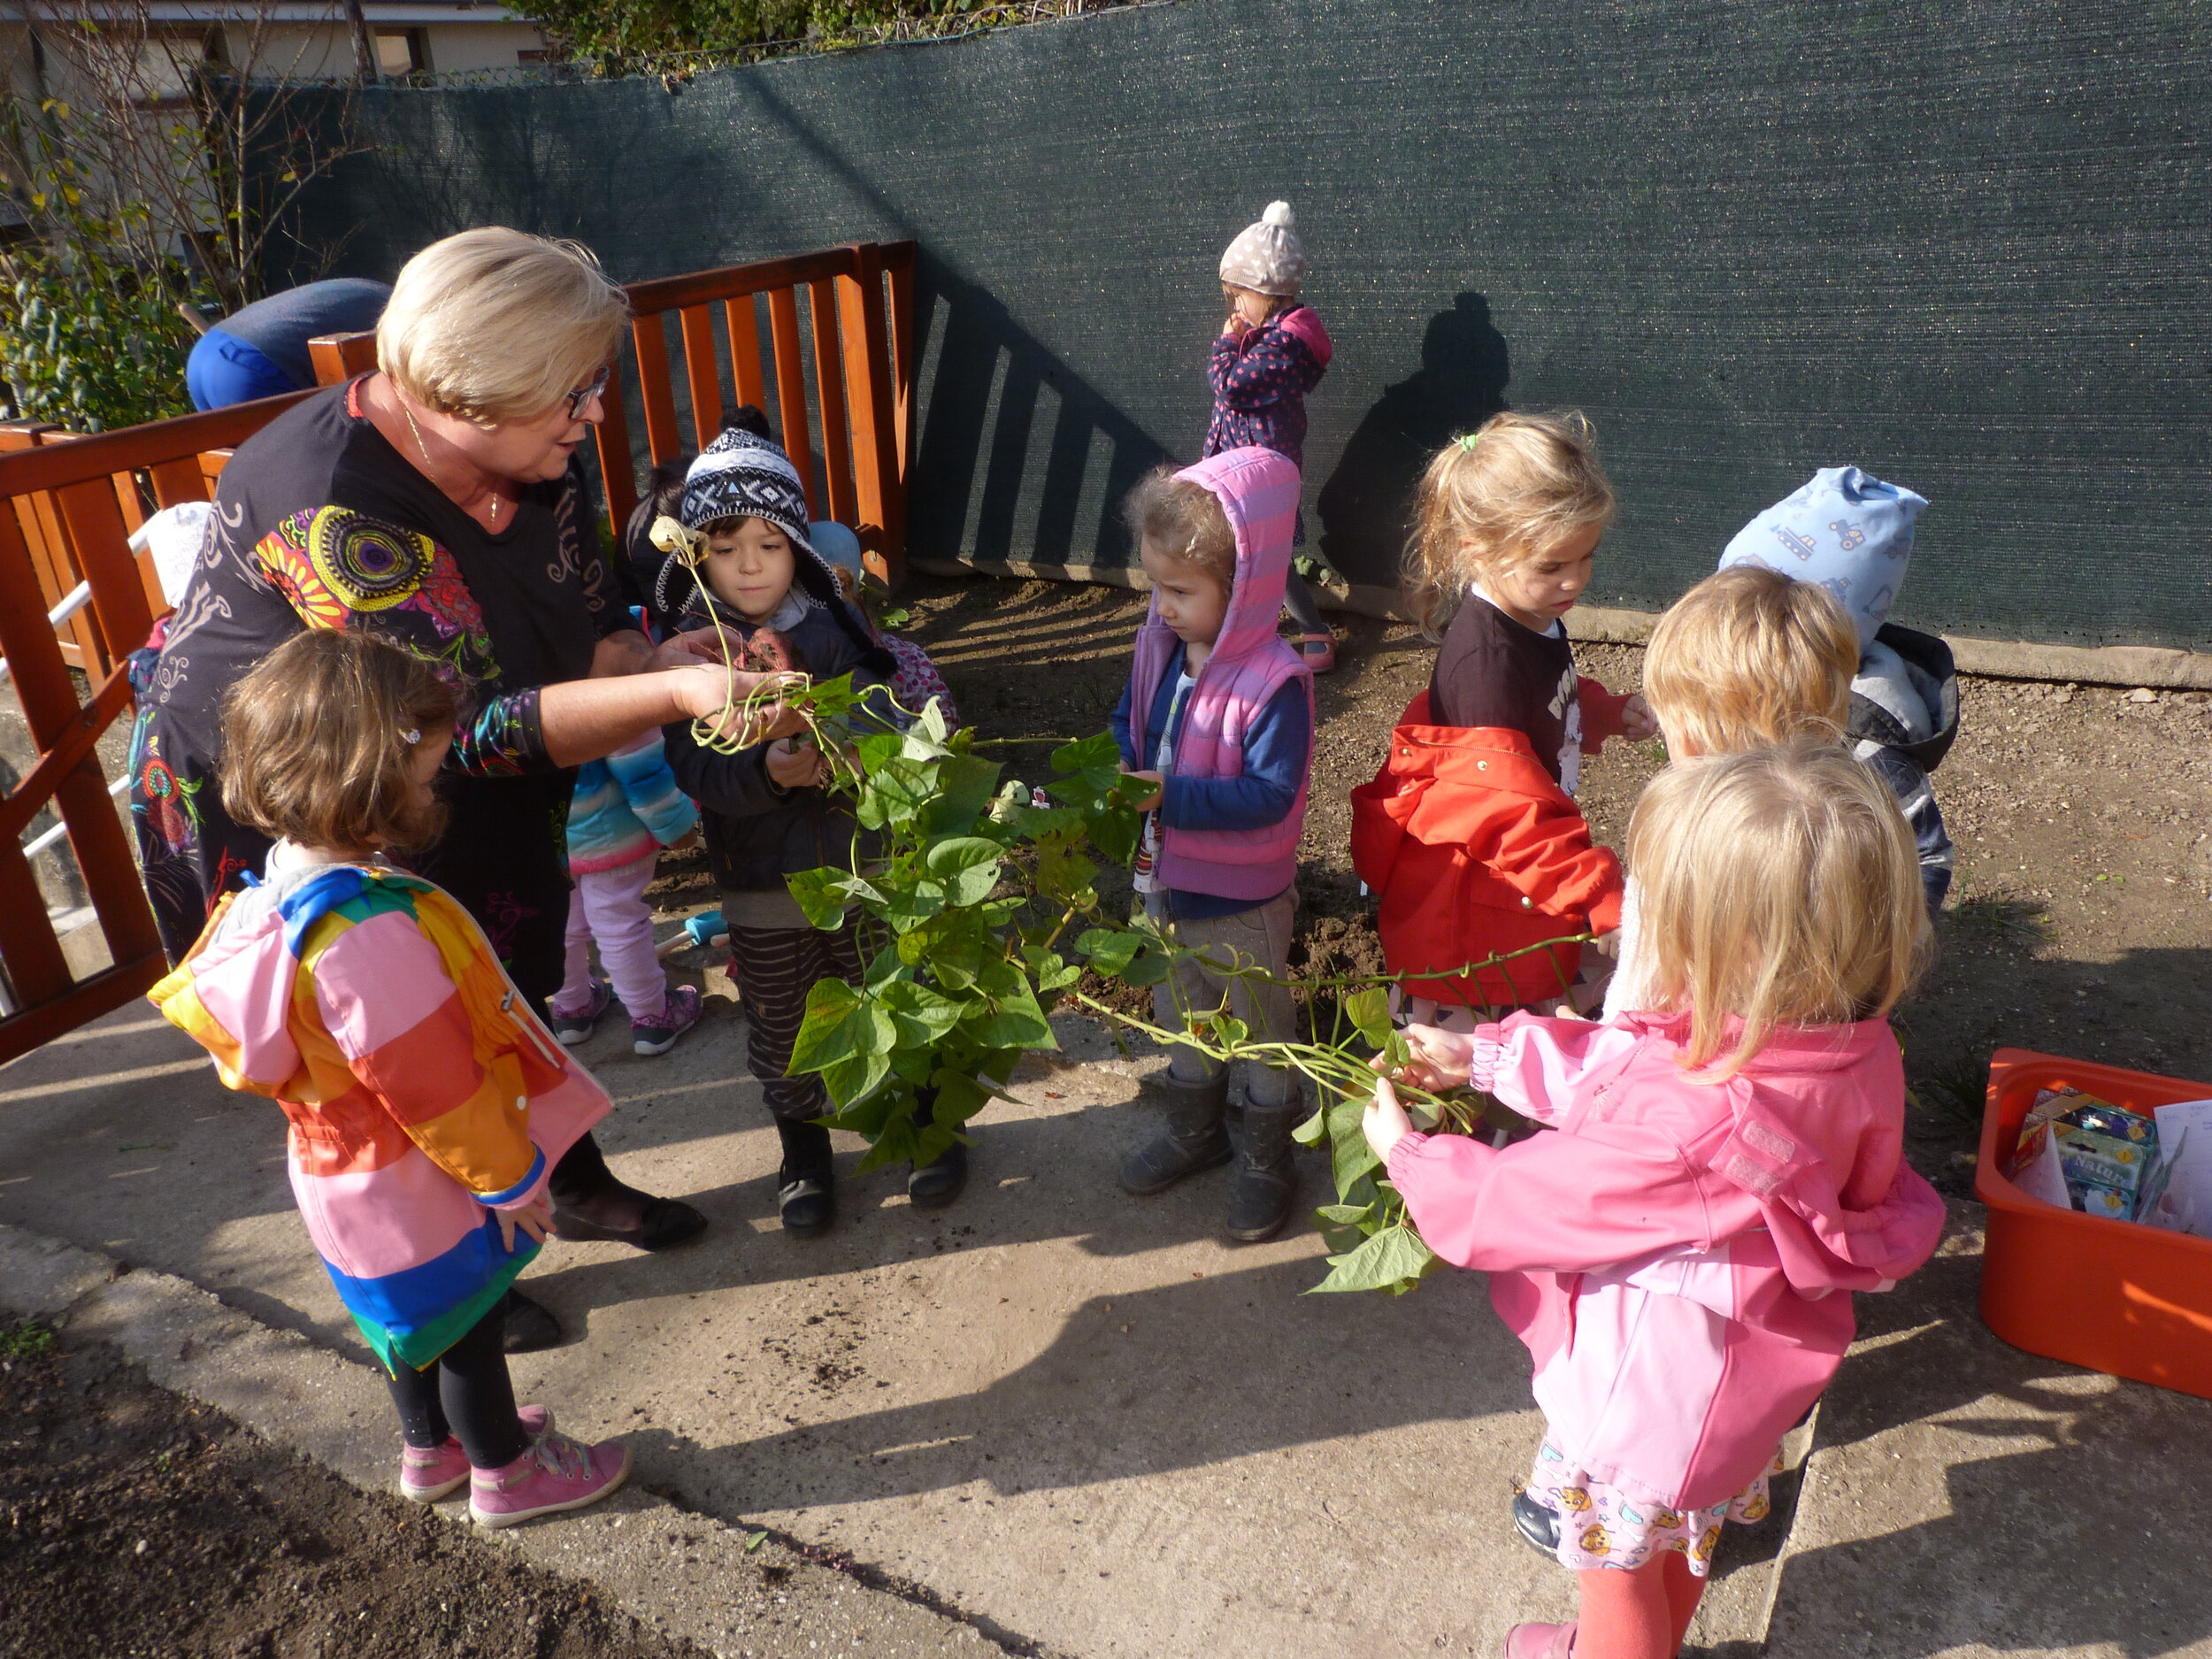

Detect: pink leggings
[554, 855, 667, 1021]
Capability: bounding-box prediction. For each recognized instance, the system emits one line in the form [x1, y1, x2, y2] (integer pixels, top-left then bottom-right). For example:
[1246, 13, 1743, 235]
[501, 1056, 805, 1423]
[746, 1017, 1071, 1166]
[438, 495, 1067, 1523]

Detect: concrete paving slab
[13, 995, 2209, 1656]
[1766, 1213, 2212, 1659]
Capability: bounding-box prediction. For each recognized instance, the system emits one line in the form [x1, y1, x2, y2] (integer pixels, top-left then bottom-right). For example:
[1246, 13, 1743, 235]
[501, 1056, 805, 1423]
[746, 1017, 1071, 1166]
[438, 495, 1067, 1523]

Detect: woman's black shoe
[550, 1194, 708, 1251]
[909, 1138, 968, 1210]
[1512, 1488, 1562, 1557]
[500, 1290, 564, 1355]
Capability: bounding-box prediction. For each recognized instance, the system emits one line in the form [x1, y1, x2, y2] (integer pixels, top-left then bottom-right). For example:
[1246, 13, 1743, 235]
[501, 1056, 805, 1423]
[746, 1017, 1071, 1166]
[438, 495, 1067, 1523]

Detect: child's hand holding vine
[1390, 1023, 1476, 1091]
[1118, 766, 1164, 812]
[767, 736, 830, 789]
[1362, 1075, 1414, 1161]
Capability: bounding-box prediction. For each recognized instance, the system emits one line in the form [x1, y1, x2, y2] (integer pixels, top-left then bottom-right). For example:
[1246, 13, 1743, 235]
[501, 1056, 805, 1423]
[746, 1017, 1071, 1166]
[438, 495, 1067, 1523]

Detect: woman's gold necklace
[397, 394, 503, 528]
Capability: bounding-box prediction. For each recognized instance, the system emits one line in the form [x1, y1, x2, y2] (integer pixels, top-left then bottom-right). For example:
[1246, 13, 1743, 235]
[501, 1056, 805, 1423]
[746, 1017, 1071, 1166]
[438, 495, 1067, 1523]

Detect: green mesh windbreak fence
[281, 0, 2212, 649]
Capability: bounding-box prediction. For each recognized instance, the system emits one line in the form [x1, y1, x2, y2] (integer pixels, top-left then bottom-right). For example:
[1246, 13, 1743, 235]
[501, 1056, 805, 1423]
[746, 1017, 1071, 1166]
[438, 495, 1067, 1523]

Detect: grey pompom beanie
[1218, 201, 1306, 297]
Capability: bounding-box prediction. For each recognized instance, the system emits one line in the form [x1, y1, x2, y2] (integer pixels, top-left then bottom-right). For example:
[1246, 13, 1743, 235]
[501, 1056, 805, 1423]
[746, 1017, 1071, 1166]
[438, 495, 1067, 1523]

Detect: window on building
[375, 30, 426, 76]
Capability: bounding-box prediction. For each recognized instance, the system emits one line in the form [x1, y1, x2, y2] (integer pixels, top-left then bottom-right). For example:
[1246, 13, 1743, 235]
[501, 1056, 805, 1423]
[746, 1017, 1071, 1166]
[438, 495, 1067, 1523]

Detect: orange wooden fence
[0, 240, 915, 1066]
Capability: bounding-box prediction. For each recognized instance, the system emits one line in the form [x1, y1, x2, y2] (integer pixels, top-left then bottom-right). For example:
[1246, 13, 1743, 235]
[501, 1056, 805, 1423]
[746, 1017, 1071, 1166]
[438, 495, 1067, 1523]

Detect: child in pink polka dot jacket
[1208, 200, 1338, 671]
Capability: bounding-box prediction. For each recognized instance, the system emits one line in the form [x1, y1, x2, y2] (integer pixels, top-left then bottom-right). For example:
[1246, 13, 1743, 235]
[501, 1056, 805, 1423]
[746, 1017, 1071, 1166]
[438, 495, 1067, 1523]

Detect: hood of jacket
[1141, 446, 1300, 674]
[1613, 1010, 1946, 1294]
[1849, 622, 1958, 775]
[149, 862, 408, 1098]
[1274, 304, 1333, 369]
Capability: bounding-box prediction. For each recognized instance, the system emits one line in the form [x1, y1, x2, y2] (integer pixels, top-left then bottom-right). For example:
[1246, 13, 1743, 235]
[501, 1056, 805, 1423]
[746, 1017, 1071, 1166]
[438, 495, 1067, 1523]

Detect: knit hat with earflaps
[664, 425, 894, 679]
[1218, 201, 1306, 297]
[679, 426, 816, 554]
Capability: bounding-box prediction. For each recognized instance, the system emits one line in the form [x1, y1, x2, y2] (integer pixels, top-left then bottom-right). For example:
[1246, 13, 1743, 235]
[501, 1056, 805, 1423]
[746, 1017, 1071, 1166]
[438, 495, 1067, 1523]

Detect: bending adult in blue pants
[185, 277, 392, 410]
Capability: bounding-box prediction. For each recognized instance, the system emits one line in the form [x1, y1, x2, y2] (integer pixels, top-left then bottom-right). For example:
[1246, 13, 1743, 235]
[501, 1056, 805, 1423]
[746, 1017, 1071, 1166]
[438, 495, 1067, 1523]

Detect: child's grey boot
[1118, 1071, 1233, 1195]
[1224, 1097, 1303, 1242]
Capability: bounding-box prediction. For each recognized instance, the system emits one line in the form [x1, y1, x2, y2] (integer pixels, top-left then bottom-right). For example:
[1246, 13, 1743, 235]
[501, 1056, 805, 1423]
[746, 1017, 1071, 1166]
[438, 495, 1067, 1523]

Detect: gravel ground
[0, 1317, 711, 1659]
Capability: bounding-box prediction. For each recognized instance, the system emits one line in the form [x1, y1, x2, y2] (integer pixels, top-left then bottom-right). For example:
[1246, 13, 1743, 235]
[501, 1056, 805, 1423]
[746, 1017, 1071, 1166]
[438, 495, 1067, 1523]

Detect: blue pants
[186, 328, 299, 411]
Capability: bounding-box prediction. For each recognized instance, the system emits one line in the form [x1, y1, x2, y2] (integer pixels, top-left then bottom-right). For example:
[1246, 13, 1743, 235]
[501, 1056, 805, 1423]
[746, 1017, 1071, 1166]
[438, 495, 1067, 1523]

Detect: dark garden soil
[667, 568, 2212, 1200]
[0, 1320, 710, 1659]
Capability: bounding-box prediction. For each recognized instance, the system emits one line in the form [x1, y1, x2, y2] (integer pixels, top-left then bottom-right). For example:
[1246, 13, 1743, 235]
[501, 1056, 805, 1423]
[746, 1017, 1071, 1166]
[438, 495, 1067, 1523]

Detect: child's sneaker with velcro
[631, 983, 703, 1056]
[549, 979, 613, 1046]
[399, 1403, 552, 1502]
[469, 1429, 631, 1527]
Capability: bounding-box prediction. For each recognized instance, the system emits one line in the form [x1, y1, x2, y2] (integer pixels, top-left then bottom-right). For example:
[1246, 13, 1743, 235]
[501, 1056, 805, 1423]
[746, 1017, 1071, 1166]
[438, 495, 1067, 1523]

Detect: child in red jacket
[1352, 412, 1655, 1024]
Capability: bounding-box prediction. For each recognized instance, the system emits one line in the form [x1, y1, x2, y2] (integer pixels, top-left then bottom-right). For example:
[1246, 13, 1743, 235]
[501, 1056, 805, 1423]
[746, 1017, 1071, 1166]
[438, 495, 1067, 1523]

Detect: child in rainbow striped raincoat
[151, 628, 633, 1528]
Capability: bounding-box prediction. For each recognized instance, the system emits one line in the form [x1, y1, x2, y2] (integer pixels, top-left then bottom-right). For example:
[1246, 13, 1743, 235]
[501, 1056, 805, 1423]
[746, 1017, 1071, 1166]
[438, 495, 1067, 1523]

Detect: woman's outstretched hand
[646, 629, 726, 672]
[1363, 1074, 1414, 1162]
[670, 662, 807, 744]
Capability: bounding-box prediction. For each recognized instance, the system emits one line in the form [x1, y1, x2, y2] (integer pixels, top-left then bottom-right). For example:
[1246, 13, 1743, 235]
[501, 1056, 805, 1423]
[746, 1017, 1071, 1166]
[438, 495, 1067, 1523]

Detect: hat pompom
[1261, 200, 1295, 228]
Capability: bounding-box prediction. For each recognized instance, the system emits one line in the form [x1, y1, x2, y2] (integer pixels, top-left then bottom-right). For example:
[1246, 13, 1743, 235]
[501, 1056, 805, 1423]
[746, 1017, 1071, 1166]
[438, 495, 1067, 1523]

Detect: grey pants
[1148, 889, 1299, 1109]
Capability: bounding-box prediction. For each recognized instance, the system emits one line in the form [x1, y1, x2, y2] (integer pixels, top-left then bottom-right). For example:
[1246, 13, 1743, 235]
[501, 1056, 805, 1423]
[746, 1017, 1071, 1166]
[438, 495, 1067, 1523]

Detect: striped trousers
[725, 916, 871, 1123]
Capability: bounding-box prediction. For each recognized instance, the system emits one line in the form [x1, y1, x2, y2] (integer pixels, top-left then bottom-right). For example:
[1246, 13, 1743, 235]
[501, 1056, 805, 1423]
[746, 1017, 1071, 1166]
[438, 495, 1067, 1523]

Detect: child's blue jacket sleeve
[607, 734, 698, 846]
[1110, 681, 1138, 769]
[1158, 679, 1311, 833]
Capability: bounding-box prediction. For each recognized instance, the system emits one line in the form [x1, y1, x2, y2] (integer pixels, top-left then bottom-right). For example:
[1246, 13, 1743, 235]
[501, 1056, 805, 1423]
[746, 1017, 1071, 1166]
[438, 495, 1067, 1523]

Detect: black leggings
[386, 1302, 529, 1469]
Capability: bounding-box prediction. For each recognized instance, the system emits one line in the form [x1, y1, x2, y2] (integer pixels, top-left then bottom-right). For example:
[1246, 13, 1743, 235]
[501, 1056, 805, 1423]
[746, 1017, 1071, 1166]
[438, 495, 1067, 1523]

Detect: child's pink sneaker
[398, 1403, 552, 1502]
[468, 1429, 630, 1527]
[1502, 1621, 1576, 1659]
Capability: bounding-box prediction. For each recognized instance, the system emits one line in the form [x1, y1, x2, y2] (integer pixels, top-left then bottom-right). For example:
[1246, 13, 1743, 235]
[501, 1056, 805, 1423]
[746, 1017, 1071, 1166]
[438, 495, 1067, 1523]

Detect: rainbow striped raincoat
[150, 859, 607, 1372]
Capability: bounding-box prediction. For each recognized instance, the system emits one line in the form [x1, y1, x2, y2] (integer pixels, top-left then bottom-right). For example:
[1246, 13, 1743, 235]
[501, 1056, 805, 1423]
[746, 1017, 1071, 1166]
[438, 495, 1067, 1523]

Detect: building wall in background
[278, 0, 2211, 649]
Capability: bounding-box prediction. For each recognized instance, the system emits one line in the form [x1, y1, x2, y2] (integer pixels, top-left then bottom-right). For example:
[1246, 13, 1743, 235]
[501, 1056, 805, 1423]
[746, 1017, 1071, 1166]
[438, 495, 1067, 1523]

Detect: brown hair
[1643, 567, 1858, 758]
[1627, 743, 1929, 1078]
[1403, 411, 1617, 637]
[1124, 465, 1236, 588]
[219, 630, 460, 856]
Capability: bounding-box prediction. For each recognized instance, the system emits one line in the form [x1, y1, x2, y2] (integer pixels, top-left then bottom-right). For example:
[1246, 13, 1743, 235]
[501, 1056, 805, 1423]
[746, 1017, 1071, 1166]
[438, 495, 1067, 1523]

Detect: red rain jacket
[1351, 686, 1630, 1007]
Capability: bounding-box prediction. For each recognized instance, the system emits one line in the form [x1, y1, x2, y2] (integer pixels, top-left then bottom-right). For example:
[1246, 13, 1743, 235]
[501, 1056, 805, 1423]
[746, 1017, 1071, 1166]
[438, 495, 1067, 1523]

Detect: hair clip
[399, 726, 422, 746]
[1458, 433, 1482, 453]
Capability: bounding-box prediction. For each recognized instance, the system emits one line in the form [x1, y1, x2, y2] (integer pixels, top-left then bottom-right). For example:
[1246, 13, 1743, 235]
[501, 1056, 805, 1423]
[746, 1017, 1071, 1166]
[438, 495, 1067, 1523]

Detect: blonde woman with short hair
[1363, 743, 1942, 1659]
[132, 228, 798, 1316]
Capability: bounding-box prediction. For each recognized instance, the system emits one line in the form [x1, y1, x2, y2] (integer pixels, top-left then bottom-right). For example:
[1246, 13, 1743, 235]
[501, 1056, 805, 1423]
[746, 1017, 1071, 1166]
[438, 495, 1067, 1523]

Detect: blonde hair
[378, 227, 627, 425]
[1404, 411, 1617, 637]
[1125, 465, 1236, 588]
[1645, 567, 1858, 757]
[220, 630, 460, 856]
[1627, 743, 1928, 1077]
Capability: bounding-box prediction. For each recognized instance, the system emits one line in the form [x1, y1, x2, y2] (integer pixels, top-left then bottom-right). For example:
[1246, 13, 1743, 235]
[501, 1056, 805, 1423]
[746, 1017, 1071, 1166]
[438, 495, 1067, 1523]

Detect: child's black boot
[1224, 1095, 1303, 1242]
[909, 1087, 969, 1210]
[775, 1118, 835, 1235]
[1118, 1071, 1232, 1195]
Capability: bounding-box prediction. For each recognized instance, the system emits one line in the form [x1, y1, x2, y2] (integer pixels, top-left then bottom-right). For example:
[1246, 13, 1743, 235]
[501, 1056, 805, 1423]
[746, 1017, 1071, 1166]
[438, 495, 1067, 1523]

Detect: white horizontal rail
[0, 580, 95, 686]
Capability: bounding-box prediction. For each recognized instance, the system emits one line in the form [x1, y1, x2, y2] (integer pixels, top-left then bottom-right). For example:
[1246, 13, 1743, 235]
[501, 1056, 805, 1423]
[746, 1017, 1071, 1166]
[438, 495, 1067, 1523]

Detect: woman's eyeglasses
[566, 365, 612, 421]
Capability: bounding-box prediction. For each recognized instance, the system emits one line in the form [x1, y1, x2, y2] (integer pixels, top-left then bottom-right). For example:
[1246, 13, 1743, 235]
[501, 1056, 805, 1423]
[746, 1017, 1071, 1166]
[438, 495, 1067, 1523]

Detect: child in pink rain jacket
[1364, 744, 1944, 1659]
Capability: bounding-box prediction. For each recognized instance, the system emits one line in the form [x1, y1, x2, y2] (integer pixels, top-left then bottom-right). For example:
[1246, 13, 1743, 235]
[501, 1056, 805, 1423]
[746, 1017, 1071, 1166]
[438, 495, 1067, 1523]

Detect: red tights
[1573, 1552, 1705, 1658]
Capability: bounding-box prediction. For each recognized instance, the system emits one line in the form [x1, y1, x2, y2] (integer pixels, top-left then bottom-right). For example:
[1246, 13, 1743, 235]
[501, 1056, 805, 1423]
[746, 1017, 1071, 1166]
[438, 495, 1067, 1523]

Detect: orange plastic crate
[1978, 1048, 2212, 1398]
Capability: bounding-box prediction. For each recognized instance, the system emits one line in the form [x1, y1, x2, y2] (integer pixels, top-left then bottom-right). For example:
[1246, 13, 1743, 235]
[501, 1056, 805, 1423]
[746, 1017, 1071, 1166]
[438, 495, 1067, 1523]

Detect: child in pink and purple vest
[1110, 446, 1315, 1243]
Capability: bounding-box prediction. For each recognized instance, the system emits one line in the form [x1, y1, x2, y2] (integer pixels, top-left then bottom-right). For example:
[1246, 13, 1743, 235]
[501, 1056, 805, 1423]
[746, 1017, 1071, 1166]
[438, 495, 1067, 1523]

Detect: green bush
[0, 100, 209, 433]
[511, 0, 1085, 74]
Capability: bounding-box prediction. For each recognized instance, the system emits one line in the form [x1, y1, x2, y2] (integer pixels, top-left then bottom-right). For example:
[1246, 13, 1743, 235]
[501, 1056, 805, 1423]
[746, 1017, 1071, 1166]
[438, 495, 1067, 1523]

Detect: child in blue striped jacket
[550, 733, 702, 1056]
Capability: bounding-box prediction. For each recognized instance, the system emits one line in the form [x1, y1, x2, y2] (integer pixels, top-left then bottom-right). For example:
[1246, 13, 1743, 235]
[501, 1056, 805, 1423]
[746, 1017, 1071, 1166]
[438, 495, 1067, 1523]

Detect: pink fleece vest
[1127, 448, 1314, 902]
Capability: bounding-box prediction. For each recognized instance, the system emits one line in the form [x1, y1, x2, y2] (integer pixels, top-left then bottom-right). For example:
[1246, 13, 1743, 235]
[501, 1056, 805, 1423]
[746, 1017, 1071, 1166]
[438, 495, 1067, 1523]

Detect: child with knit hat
[1717, 465, 1958, 915]
[1209, 200, 1340, 671]
[656, 426, 969, 1234]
